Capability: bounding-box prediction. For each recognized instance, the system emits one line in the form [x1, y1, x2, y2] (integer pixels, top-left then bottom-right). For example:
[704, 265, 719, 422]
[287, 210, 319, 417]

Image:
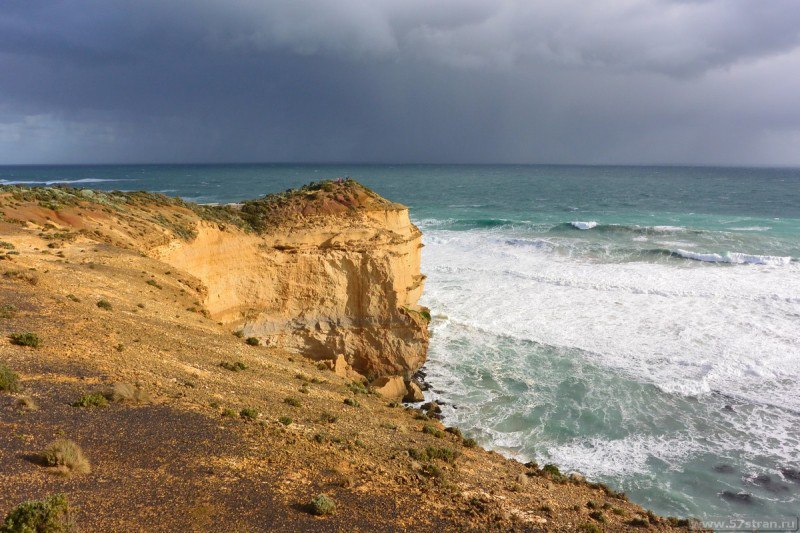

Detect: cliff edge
[1, 180, 429, 383]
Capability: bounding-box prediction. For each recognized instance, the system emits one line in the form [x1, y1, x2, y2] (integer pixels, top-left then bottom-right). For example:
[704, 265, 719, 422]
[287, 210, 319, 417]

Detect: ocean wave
[674, 249, 793, 266]
[0, 178, 126, 186]
[571, 221, 598, 230]
[729, 226, 771, 232]
[561, 222, 690, 234]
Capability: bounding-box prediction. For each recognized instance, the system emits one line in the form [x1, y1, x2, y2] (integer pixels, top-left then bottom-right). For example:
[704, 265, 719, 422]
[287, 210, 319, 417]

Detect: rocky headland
[0, 180, 691, 530]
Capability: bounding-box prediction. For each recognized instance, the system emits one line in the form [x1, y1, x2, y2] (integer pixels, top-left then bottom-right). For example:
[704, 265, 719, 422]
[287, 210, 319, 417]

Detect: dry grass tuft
[16, 396, 38, 411]
[107, 382, 152, 403]
[40, 439, 91, 475]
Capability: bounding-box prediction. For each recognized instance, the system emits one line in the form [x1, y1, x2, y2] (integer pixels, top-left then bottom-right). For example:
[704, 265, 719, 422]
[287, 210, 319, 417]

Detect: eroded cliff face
[0, 180, 429, 379]
[153, 198, 429, 378]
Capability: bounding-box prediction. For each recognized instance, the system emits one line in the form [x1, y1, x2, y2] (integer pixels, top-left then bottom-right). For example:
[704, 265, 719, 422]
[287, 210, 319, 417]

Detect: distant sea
[3, 164, 799, 521]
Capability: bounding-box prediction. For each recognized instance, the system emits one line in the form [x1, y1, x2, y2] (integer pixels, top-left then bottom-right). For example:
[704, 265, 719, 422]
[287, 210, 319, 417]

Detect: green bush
[462, 437, 477, 448]
[343, 397, 359, 407]
[309, 494, 336, 516]
[9, 332, 40, 348]
[0, 364, 20, 393]
[284, 397, 301, 407]
[220, 361, 248, 372]
[319, 411, 338, 423]
[96, 299, 112, 310]
[0, 304, 16, 319]
[72, 393, 109, 408]
[245, 337, 260, 346]
[278, 416, 293, 426]
[145, 279, 162, 289]
[422, 424, 445, 438]
[542, 463, 561, 477]
[346, 381, 368, 395]
[239, 407, 259, 420]
[1, 493, 73, 532]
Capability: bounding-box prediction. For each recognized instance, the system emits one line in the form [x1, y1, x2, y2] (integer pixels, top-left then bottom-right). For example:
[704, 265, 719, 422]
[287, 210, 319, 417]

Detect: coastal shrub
[239, 407, 259, 420]
[299, 385, 310, 394]
[343, 397, 359, 407]
[542, 464, 561, 477]
[145, 279, 162, 289]
[628, 517, 649, 527]
[96, 299, 112, 310]
[313, 433, 326, 444]
[9, 332, 40, 348]
[445, 427, 462, 439]
[0, 304, 16, 318]
[319, 411, 338, 423]
[1, 493, 73, 532]
[220, 361, 248, 372]
[278, 416, 293, 426]
[0, 364, 21, 392]
[72, 393, 109, 408]
[421, 463, 444, 478]
[284, 397, 301, 407]
[346, 381, 368, 395]
[577, 524, 601, 533]
[420, 310, 432, 322]
[67, 294, 80, 302]
[233, 330, 244, 338]
[41, 439, 91, 475]
[462, 437, 477, 448]
[222, 408, 237, 418]
[309, 494, 336, 516]
[245, 337, 260, 346]
[17, 396, 38, 411]
[0, 241, 14, 249]
[588, 511, 605, 523]
[422, 424, 445, 438]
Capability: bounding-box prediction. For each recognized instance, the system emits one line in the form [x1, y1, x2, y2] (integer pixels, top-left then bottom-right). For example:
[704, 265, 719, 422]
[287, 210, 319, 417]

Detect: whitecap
[571, 221, 598, 230]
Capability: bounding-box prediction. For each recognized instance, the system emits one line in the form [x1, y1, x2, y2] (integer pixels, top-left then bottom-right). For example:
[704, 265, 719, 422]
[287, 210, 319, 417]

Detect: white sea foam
[730, 226, 771, 232]
[421, 229, 800, 413]
[675, 249, 793, 266]
[571, 221, 598, 230]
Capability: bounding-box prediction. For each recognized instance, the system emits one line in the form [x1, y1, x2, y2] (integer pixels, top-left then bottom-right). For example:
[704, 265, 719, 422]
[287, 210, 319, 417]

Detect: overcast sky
[1, 0, 800, 165]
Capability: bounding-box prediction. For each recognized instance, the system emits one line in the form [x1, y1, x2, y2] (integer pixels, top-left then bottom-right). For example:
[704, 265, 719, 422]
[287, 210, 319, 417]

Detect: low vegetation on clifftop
[0, 181, 691, 530]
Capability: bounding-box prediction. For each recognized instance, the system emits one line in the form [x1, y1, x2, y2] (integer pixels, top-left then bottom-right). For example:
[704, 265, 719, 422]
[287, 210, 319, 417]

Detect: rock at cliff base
[404, 381, 424, 402]
[371, 376, 406, 401]
[333, 354, 366, 382]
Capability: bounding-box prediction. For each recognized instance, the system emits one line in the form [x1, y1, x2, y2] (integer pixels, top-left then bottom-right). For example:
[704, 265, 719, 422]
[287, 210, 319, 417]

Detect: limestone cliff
[0, 180, 430, 379]
[153, 181, 429, 378]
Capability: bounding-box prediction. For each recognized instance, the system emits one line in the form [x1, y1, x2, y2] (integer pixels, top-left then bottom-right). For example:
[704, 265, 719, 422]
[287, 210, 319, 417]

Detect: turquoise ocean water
[2, 164, 799, 521]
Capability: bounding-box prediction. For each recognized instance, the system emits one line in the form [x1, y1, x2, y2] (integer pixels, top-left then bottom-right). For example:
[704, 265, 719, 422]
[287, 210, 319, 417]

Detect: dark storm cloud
[1, 0, 800, 164]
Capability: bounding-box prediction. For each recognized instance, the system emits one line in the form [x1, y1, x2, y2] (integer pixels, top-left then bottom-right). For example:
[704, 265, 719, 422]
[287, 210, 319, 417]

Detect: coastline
[0, 182, 693, 530]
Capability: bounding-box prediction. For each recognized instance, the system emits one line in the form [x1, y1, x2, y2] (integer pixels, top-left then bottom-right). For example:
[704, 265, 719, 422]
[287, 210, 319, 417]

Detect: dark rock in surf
[720, 491, 754, 505]
[713, 464, 736, 474]
[781, 468, 800, 483]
